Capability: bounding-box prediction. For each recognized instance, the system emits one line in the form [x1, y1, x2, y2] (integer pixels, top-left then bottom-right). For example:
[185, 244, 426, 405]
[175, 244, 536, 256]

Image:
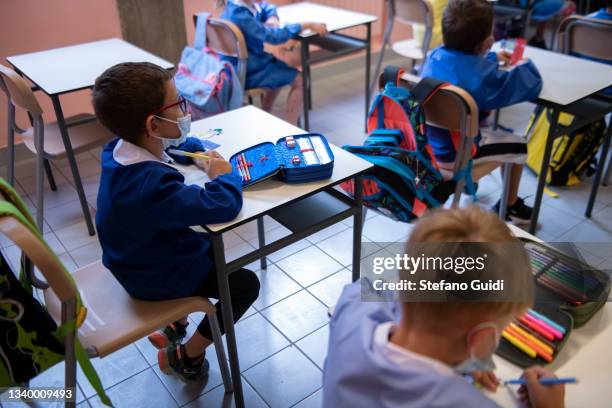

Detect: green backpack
[0, 178, 112, 406]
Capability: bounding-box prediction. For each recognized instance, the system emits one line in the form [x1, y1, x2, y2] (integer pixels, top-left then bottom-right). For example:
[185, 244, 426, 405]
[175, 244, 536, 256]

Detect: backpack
[175, 13, 243, 120]
[340, 66, 459, 223]
[526, 108, 606, 186]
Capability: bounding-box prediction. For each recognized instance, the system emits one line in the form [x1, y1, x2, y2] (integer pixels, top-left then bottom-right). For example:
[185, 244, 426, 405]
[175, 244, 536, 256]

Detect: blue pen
[504, 377, 577, 386]
[527, 309, 567, 335]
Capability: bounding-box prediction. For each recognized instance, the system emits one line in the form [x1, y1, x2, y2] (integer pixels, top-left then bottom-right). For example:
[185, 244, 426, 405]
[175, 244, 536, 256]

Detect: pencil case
[229, 133, 335, 187]
[496, 304, 573, 368]
[524, 240, 611, 328]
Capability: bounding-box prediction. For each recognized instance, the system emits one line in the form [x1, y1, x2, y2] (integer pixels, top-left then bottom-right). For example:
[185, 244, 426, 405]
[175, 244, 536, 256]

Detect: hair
[92, 62, 172, 143]
[442, 0, 494, 54]
[401, 206, 533, 334]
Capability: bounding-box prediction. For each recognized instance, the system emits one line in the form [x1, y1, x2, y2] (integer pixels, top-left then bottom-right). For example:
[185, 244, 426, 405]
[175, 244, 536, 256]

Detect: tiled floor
[1, 52, 612, 408]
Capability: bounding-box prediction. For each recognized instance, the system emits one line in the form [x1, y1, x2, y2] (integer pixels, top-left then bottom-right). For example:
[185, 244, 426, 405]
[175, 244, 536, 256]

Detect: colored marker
[527, 309, 566, 335]
[235, 157, 247, 183]
[509, 322, 554, 355]
[523, 313, 563, 340]
[505, 326, 553, 362]
[167, 149, 210, 160]
[518, 316, 555, 341]
[504, 377, 577, 386]
[241, 153, 251, 182]
[502, 331, 537, 359]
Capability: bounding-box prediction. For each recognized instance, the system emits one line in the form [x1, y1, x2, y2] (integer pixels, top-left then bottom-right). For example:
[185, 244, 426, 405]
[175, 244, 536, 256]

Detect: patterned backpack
[341, 66, 458, 222]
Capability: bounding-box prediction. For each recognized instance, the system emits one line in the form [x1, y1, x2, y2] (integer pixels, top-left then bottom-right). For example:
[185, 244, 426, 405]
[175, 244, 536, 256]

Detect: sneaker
[147, 321, 188, 349]
[158, 344, 210, 381]
[493, 197, 533, 225]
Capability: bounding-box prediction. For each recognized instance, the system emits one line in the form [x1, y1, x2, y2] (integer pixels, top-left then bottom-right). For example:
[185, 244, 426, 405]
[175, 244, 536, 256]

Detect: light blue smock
[221, 1, 302, 89]
[323, 280, 501, 408]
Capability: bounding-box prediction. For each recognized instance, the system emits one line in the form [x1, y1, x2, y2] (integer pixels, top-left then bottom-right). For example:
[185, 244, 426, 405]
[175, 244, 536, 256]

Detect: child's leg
[261, 88, 281, 112]
[503, 163, 524, 206]
[285, 74, 303, 126]
[184, 268, 260, 358]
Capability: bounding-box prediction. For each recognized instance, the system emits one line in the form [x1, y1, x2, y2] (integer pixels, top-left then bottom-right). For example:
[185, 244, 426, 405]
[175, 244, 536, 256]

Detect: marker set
[496, 240, 610, 367]
[229, 133, 334, 187]
[500, 307, 570, 366]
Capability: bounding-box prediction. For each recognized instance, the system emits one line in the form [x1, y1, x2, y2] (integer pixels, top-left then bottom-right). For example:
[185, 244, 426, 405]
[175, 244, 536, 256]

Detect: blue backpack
[341, 66, 467, 222]
[175, 13, 243, 119]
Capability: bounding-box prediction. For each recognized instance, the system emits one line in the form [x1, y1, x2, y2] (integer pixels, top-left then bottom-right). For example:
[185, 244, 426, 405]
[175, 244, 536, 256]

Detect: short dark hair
[92, 62, 172, 142]
[442, 0, 494, 54]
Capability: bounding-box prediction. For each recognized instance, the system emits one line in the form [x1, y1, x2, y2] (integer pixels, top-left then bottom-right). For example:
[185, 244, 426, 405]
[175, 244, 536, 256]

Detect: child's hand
[497, 50, 512, 66]
[198, 151, 233, 180]
[303, 23, 328, 36]
[472, 370, 499, 392]
[517, 366, 565, 408]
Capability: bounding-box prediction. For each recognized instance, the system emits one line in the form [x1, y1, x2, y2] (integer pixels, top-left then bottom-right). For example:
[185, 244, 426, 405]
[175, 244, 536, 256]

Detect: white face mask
[153, 113, 192, 149]
[453, 322, 500, 375]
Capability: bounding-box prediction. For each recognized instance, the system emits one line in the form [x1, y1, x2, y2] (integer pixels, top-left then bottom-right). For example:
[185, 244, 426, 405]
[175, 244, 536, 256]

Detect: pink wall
[0, 0, 123, 148]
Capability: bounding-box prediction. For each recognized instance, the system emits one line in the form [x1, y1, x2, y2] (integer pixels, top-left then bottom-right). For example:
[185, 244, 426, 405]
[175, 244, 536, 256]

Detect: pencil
[167, 149, 210, 160]
[241, 153, 251, 182]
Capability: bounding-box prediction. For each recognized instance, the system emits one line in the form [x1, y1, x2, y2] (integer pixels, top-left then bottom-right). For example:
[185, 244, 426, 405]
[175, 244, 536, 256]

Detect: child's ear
[145, 115, 160, 138]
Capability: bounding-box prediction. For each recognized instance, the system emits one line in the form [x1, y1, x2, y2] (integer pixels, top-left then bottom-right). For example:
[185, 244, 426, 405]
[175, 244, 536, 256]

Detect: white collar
[372, 322, 455, 376]
[112, 139, 174, 167]
[231, 0, 258, 14]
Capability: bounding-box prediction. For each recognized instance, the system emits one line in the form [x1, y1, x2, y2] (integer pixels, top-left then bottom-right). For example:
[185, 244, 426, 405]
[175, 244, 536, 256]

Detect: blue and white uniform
[421, 46, 542, 163]
[96, 139, 243, 301]
[323, 281, 500, 408]
[221, 0, 302, 89]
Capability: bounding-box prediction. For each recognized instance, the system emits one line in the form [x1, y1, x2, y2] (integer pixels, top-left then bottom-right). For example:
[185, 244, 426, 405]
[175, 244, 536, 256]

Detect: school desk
[7, 38, 174, 235]
[276, 2, 377, 131]
[491, 43, 612, 234]
[188, 105, 372, 408]
[488, 224, 612, 408]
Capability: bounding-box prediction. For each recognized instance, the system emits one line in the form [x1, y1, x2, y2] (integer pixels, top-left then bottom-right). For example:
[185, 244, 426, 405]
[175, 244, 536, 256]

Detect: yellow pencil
[502, 330, 537, 358]
[167, 149, 210, 160]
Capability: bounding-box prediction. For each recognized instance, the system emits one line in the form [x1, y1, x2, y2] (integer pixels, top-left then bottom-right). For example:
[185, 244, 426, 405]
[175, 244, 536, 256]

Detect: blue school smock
[322, 280, 500, 408]
[420, 46, 542, 162]
[96, 139, 243, 301]
[221, 1, 302, 90]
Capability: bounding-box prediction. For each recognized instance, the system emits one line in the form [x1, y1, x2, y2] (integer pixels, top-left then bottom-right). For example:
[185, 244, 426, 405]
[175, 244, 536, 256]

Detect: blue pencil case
[229, 133, 335, 187]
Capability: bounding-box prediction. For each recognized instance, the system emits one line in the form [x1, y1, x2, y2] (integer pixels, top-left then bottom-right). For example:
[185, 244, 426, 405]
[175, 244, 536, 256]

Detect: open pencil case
[496, 240, 610, 367]
[229, 133, 334, 187]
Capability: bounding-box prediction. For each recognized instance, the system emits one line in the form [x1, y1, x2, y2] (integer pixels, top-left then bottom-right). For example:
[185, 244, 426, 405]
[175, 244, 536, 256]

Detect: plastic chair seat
[44, 261, 216, 358]
[21, 114, 113, 159]
[392, 39, 425, 60]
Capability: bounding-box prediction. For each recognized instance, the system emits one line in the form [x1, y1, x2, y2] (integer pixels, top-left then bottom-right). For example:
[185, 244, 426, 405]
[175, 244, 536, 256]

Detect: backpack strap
[379, 65, 405, 89]
[412, 77, 447, 105]
[194, 12, 211, 50]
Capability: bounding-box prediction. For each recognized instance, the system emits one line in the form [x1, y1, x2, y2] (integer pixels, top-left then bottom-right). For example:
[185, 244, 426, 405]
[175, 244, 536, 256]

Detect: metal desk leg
[365, 23, 372, 132]
[50, 96, 95, 236]
[34, 118, 45, 230]
[604, 148, 612, 186]
[44, 159, 57, 191]
[257, 216, 267, 269]
[529, 108, 559, 234]
[586, 116, 612, 217]
[301, 38, 310, 131]
[352, 174, 364, 282]
[211, 234, 244, 408]
[499, 163, 512, 221]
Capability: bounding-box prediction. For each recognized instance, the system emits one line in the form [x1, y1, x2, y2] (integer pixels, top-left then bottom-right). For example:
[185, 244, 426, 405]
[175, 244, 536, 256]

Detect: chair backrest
[193, 14, 248, 86]
[557, 15, 612, 62]
[0, 213, 78, 303]
[395, 0, 434, 26]
[0, 64, 43, 116]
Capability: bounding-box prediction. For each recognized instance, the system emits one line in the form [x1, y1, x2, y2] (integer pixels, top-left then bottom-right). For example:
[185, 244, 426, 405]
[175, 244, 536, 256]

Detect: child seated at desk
[92, 62, 260, 381]
[217, 0, 327, 125]
[323, 207, 566, 408]
[421, 0, 543, 224]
